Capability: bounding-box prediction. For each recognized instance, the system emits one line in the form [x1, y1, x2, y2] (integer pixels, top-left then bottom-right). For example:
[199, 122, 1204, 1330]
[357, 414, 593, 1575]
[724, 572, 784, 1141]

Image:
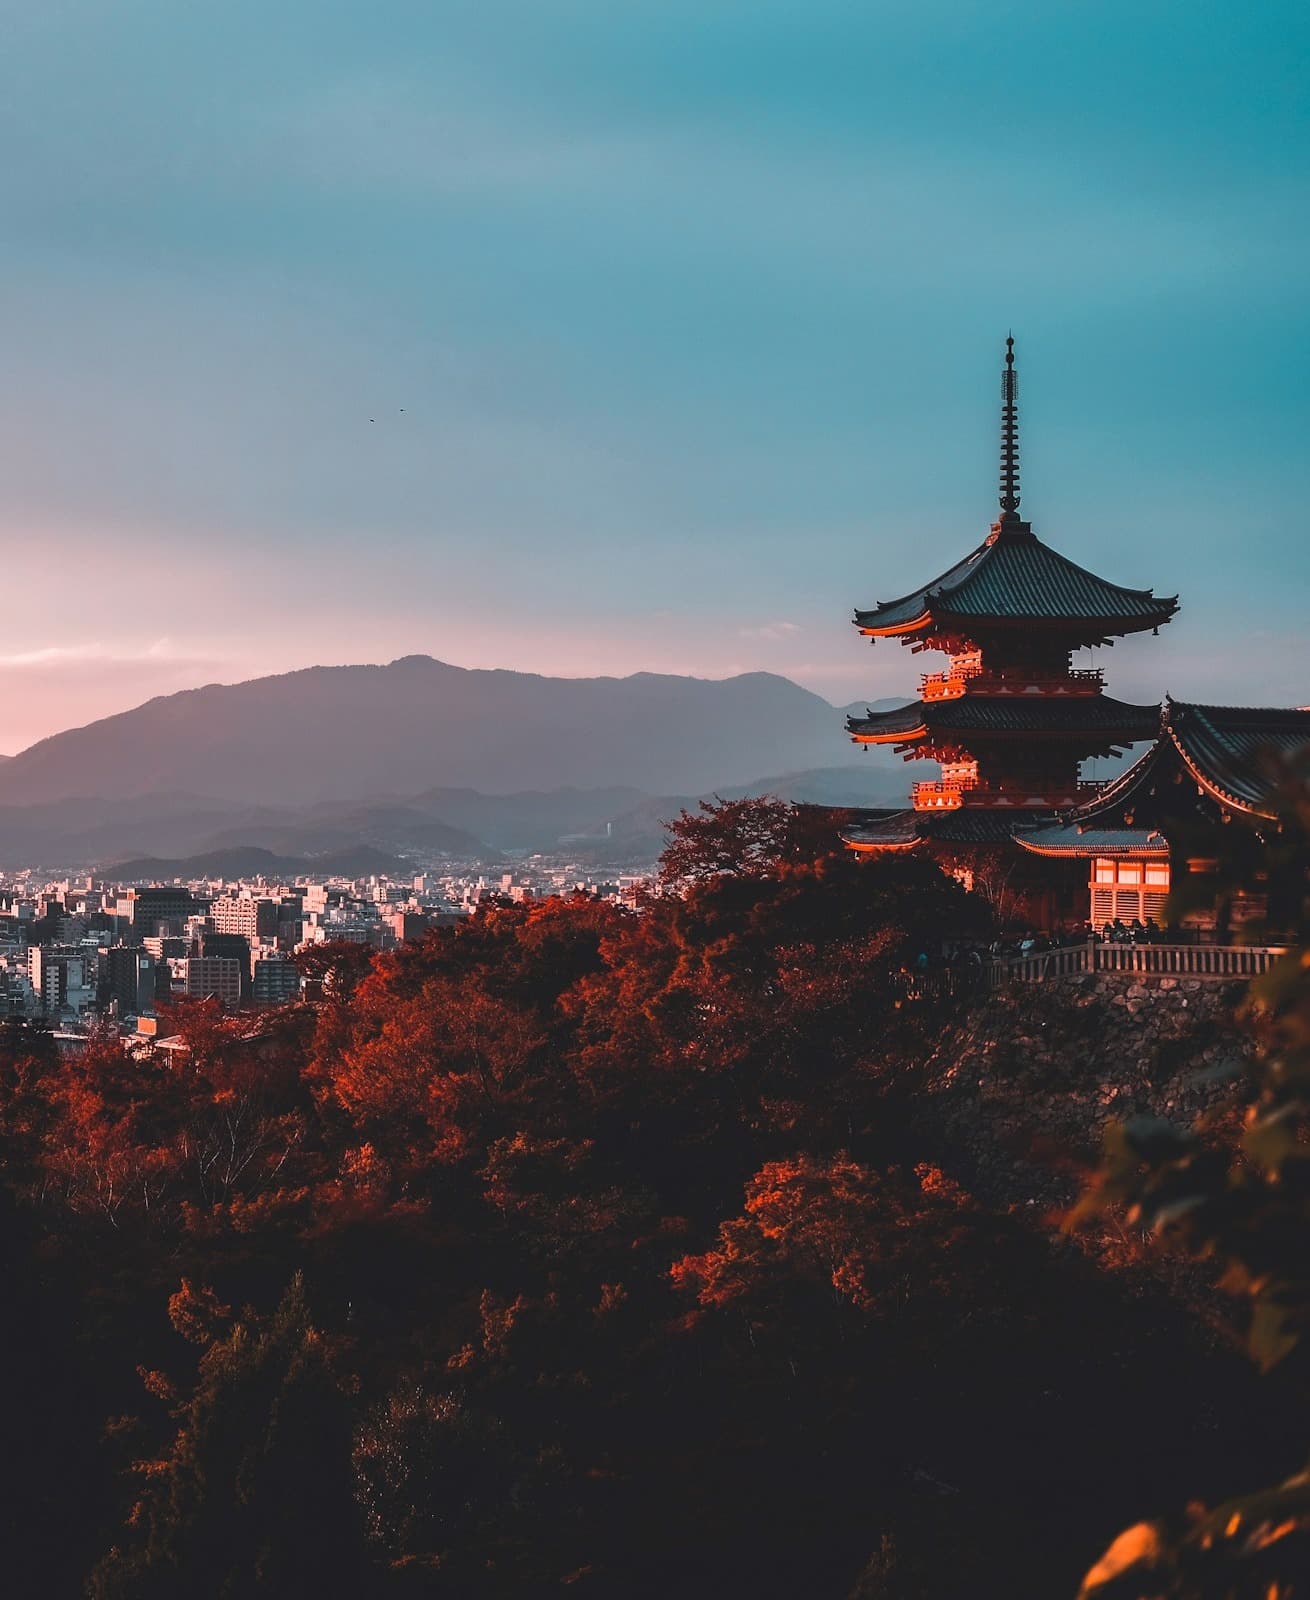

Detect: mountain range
[0, 657, 900, 806]
[0, 659, 912, 868]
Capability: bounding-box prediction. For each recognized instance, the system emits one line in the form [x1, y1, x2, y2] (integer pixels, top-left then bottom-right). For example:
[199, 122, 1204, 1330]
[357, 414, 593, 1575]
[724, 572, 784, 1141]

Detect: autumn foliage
[0, 799, 1298, 1597]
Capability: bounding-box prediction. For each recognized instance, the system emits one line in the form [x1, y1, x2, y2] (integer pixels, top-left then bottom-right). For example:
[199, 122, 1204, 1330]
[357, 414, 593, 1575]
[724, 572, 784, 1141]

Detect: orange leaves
[659, 795, 850, 885]
[341, 1141, 391, 1194]
[1077, 1521, 1163, 1594]
[328, 965, 552, 1172]
[671, 1154, 972, 1322]
[167, 1279, 232, 1346]
[136, 1366, 178, 1403]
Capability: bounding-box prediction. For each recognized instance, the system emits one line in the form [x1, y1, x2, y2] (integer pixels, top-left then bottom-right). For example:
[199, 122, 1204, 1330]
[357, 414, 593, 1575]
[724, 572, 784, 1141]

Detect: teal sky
[0, 0, 1306, 751]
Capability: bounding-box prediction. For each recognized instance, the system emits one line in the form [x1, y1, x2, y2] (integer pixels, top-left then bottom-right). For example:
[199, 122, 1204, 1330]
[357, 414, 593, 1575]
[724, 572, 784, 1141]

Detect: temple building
[1018, 699, 1310, 936]
[842, 338, 1177, 866]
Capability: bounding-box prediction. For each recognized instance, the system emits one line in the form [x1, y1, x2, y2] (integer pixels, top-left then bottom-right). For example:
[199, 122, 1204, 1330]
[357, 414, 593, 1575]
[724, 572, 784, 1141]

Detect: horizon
[0, 652, 878, 760]
[2, 647, 1302, 764]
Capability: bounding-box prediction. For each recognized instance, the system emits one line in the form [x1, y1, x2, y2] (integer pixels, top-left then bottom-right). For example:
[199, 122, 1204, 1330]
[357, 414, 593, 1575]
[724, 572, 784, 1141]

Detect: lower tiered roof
[1014, 824, 1168, 859]
[843, 808, 1050, 852]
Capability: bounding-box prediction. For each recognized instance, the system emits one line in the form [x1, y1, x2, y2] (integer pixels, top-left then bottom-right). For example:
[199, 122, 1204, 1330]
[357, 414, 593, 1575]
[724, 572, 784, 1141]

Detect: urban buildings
[0, 854, 652, 1043]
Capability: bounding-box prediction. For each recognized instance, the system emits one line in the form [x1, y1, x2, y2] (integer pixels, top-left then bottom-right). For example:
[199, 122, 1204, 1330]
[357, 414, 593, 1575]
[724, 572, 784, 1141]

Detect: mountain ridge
[0, 656, 905, 808]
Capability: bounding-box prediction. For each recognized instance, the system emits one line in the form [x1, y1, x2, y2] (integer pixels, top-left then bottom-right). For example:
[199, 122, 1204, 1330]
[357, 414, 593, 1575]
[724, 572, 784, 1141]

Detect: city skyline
[1, 1, 1306, 753]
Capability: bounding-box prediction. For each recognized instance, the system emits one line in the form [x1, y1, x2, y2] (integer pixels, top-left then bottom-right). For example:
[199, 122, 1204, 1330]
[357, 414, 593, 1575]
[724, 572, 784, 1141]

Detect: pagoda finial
[999, 333, 1020, 516]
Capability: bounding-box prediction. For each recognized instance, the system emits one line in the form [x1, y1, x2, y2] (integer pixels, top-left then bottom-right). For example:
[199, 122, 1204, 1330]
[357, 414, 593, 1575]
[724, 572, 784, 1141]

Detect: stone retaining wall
[918, 972, 1254, 1207]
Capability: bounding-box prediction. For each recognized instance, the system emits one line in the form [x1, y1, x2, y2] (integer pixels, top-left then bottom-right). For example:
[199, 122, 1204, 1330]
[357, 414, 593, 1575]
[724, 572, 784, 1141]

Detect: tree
[658, 796, 852, 884]
[90, 1274, 368, 1600]
[1073, 771, 1310, 1597]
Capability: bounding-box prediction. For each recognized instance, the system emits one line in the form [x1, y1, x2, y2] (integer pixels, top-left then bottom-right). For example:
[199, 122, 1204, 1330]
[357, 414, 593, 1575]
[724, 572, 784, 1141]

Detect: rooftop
[842, 807, 1054, 851]
[853, 340, 1178, 644]
[847, 694, 1160, 745]
[1072, 700, 1310, 823]
[1014, 824, 1169, 859]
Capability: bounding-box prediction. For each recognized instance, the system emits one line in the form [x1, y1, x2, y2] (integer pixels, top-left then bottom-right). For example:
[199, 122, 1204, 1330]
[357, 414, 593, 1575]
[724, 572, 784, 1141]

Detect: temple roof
[1165, 700, 1310, 812]
[842, 808, 1055, 851]
[853, 520, 1179, 642]
[1014, 824, 1169, 858]
[854, 339, 1177, 644]
[847, 693, 1160, 744]
[1072, 700, 1310, 823]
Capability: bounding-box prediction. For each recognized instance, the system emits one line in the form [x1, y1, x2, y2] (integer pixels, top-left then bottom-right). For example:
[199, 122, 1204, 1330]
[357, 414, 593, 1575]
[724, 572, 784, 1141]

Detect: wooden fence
[902, 942, 1289, 1002]
[993, 942, 1286, 984]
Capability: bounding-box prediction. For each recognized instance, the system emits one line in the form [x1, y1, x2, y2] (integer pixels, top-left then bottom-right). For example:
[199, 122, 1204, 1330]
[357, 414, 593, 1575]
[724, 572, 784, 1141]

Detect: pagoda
[843, 337, 1179, 856]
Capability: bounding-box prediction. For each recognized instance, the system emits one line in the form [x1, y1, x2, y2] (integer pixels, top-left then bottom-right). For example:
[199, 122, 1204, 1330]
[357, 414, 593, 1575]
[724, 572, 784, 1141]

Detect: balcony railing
[897, 943, 1290, 1002]
[992, 942, 1288, 984]
[912, 780, 969, 809]
[921, 667, 982, 702]
[913, 778, 1098, 811]
[919, 668, 1105, 702]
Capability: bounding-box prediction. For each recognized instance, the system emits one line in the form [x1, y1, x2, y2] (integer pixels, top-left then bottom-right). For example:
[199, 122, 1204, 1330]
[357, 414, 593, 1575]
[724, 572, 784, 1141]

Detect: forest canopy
[0, 798, 1302, 1599]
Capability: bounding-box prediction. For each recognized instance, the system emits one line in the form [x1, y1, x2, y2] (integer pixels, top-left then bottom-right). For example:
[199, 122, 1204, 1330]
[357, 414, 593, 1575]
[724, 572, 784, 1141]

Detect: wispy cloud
[0, 637, 209, 671]
[738, 620, 802, 640]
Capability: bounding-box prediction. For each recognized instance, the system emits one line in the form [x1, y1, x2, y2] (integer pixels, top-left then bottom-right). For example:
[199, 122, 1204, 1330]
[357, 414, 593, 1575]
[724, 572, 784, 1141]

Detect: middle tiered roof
[847, 694, 1159, 749]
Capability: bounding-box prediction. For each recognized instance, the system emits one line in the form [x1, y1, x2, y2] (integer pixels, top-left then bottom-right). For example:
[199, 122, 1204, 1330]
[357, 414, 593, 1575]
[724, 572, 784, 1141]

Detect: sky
[0, 0, 1306, 752]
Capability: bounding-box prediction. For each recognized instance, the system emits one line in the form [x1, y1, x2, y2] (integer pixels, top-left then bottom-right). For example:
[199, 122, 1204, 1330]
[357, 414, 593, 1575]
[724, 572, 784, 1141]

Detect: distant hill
[0, 765, 915, 870]
[0, 658, 893, 807]
[543, 764, 913, 866]
[196, 807, 487, 862]
[106, 844, 407, 883]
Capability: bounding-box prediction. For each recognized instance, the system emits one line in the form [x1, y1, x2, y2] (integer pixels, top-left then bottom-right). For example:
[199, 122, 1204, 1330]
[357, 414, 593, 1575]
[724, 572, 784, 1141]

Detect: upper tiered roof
[853, 339, 1179, 646]
[853, 531, 1179, 642]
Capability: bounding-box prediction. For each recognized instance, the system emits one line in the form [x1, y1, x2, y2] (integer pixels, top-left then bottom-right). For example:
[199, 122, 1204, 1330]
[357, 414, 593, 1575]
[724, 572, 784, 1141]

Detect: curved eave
[846, 698, 1159, 745]
[1170, 739, 1276, 821]
[853, 611, 935, 639]
[848, 723, 929, 745]
[1064, 738, 1166, 824]
[926, 600, 1179, 639]
[1015, 827, 1169, 859]
[853, 603, 1179, 645]
[842, 834, 924, 854]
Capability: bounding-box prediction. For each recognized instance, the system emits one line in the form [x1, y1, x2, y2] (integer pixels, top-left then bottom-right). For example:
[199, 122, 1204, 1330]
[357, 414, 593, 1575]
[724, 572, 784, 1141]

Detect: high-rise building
[176, 956, 243, 1010]
[250, 950, 301, 1006]
[121, 885, 209, 937]
[196, 931, 253, 998]
[29, 946, 94, 1016]
[101, 944, 158, 1016]
[210, 895, 279, 940]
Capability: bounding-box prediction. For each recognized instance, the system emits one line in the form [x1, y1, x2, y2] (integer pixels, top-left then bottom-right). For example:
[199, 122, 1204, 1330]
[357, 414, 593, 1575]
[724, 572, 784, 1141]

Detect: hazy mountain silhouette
[0, 767, 912, 869]
[107, 844, 407, 883]
[0, 657, 901, 806]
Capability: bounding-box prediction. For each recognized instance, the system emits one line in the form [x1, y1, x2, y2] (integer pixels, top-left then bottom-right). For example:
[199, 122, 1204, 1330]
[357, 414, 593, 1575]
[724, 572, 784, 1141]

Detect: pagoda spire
[999, 333, 1021, 517]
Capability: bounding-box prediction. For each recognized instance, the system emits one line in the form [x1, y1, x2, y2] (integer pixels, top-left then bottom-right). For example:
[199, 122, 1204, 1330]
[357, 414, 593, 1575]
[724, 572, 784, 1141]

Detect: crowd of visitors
[899, 918, 1175, 999]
